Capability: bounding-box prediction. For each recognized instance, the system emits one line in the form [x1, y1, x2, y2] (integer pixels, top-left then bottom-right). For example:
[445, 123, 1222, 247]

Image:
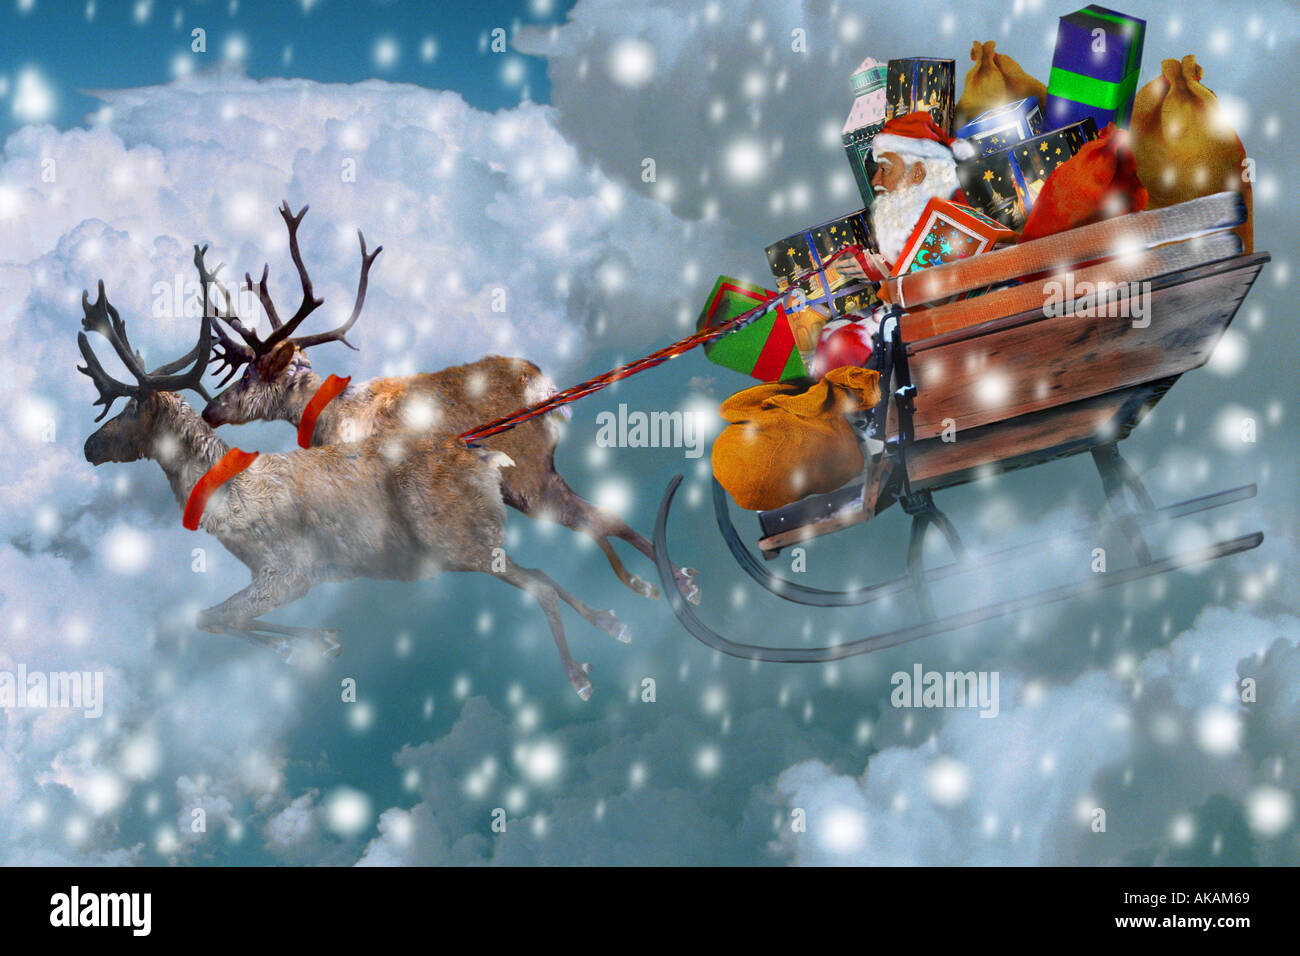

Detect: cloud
[771, 606, 1300, 865]
[2, 0, 1297, 869]
[0, 65, 722, 865]
[355, 695, 837, 866]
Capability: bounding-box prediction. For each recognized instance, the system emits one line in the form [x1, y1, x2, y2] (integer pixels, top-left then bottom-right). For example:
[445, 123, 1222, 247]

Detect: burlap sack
[1130, 55, 1253, 252]
[712, 366, 881, 512]
[1019, 124, 1149, 244]
[954, 41, 1048, 128]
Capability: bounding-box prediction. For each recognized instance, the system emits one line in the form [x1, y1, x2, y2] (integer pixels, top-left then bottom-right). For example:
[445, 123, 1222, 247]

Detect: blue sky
[0, 0, 573, 141]
[1, 0, 1298, 867]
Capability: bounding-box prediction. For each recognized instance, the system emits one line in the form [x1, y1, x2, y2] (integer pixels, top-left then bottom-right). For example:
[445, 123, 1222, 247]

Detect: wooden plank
[898, 232, 1241, 342]
[907, 379, 1172, 490]
[893, 253, 1266, 441]
[886, 191, 1247, 308]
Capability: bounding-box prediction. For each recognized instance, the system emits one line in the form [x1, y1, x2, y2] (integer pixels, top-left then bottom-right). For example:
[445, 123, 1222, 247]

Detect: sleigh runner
[645, 192, 1269, 661]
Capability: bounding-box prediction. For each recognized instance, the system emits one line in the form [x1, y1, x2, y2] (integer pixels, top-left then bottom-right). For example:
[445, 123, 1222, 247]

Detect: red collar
[182, 448, 260, 530]
[297, 374, 351, 448]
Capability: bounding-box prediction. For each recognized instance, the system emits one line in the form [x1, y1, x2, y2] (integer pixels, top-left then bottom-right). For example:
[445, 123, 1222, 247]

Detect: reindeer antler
[199, 202, 383, 379]
[78, 280, 213, 420]
[289, 230, 382, 352]
[195, 244, 257, 386]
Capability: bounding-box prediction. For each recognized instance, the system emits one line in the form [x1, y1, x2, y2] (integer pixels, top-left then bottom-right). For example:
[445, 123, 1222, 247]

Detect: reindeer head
[198, 202, 381, 428]
[78, 281, 213, 465]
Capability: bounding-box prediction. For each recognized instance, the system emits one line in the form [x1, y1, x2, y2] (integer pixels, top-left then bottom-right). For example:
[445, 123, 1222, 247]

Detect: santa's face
[870, 151, 926, 195]
[868, 150, 960, 263]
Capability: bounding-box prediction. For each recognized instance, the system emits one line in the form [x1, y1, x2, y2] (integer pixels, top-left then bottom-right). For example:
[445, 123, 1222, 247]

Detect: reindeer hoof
[628, 575, 660, 601]
[676, 568, 701, 605]
[320, 631, 342, 661]
[592, 610, 630, 644]
[569, 663, 594, 701]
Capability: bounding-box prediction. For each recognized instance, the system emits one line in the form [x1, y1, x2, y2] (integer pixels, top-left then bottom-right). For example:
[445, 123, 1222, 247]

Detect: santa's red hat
[872, 111, 976, 162]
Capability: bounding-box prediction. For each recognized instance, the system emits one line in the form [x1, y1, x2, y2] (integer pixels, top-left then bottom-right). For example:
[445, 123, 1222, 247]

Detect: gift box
[886, 57, 956, 134]
[697, 276, 809, 383]
[891, 198, 1018, 277]
[842, 57, 888, 207]
[954, 97, 1045, 157]
[850, 55, 889, 99]
[765, 210, 881, 318]
[956, 118, 1098, 230]
[1045, 5, 1145, 131]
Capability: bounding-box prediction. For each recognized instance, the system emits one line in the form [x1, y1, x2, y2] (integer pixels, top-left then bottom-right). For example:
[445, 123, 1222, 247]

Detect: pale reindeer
[197, 202, 700, 605]
[77, 258, 629, 699]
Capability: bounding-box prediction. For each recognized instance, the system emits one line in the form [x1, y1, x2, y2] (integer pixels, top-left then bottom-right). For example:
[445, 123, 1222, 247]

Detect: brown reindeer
[198, 203, 700, 605]
[77, 260, 628, 699]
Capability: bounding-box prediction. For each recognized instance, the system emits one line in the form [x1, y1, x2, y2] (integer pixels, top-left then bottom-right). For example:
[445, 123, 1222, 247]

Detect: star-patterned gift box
[696, 276, 810, 383]
[956, 118, 1099, 230]
[954, 97, 1045, 158]
[1045, 5, 1145, 131]
[764, 210, 881, 318]
[886, 57, 956, 134]
[891, 198, 1018, 283]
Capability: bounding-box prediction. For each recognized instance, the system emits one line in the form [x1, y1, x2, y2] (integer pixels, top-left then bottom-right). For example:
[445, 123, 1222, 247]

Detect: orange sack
[1019, 124, 1149, 244]
[712, 366, 881, 512]
[954, 40, 1048, 128]
[1129, 55, 1253, 252]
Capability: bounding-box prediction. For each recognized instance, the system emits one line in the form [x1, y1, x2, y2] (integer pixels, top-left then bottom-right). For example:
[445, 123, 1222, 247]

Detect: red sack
[1018, 124, 1149, 244]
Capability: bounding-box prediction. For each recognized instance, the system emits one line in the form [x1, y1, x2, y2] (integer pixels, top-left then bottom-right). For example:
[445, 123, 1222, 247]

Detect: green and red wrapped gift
[696, 276, 809, 382]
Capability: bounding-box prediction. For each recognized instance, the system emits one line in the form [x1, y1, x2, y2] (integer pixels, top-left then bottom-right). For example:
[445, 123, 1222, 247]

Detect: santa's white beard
[872, 185, 935, 263]
[870, 158, 961, 263]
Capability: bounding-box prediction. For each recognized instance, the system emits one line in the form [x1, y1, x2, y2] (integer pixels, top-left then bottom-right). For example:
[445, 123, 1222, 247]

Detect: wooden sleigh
[651, 192, 1269, 662]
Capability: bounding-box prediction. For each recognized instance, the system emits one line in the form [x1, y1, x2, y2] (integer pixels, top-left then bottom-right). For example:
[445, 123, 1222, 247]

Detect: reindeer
[197, 202, 700, 606]
[77, 260, 629, 700]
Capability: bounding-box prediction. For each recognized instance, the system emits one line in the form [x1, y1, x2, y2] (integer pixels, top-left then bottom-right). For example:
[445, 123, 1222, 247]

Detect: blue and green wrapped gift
[1045, 5, 1146, 131]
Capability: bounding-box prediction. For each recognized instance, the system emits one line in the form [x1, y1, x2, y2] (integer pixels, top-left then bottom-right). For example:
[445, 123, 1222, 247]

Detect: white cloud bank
[0, 66, 723, 864]
[772, 606, 1300, 865]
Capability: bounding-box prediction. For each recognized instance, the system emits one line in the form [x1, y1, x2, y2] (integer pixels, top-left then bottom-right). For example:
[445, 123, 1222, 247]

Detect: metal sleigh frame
[651, 261, 1268, 663]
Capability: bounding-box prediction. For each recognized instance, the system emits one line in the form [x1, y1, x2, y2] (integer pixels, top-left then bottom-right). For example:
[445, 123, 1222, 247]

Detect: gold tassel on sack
[954, 40, 1048, 128]
[1130, 55, 1253, 253]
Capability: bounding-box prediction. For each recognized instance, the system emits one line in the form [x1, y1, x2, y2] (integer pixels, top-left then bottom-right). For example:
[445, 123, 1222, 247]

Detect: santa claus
[868, 111, 975, 264]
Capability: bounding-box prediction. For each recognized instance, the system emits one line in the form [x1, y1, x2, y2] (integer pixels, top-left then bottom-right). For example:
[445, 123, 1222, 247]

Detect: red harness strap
[297, 374, 351, 448]
[183, 448, 260, 531]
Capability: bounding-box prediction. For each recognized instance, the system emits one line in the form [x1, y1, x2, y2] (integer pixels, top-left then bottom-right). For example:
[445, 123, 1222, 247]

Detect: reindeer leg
[535, 470, 701, 605]
[495, 560, 594, 701]
[197, 570, 339, 661]
[521, 566, 630, 644]
[241, 619, 342, 662]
